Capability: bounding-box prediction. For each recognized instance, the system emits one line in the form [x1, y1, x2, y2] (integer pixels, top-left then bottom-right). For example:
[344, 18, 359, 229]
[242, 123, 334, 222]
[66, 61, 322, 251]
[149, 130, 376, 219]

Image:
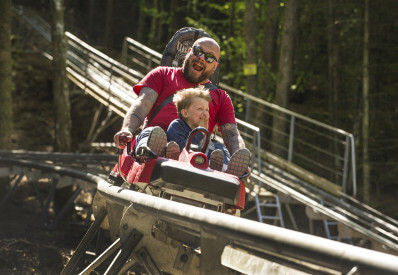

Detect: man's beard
[182, 59, 212, 84]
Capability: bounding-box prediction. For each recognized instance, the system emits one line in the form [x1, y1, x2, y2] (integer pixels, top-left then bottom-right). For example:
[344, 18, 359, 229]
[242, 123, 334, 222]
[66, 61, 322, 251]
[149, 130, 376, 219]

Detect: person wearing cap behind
[114, 37, 250, 177]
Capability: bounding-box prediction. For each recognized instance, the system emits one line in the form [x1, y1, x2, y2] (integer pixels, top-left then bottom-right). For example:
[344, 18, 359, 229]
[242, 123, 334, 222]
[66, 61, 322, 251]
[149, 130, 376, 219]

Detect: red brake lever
[117, 135, 131, 155]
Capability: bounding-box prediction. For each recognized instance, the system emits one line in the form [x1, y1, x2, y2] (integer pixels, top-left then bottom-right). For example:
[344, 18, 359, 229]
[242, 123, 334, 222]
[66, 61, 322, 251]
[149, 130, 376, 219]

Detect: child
[166, 86, 250, 177]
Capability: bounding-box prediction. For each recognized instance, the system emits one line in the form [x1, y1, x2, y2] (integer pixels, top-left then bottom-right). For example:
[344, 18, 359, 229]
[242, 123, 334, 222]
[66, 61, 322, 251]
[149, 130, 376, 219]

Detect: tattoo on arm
[131, 113, 142, 125]
[122, 87, 158, 133]
[140, 87, 158, 105]
[220, 123, 245, 155]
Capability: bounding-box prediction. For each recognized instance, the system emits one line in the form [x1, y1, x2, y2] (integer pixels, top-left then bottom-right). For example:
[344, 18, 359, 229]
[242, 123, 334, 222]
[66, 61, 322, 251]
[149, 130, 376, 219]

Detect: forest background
[0, 0, 397, 218]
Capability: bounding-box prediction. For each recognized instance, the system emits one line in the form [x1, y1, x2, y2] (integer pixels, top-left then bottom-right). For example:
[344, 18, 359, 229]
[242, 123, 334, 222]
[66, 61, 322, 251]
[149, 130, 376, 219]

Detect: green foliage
[220, 36, 246, 85]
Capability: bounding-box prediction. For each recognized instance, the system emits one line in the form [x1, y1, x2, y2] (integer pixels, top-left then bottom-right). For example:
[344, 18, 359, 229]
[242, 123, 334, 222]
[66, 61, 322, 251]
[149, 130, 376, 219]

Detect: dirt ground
[0, 178, 91, 274]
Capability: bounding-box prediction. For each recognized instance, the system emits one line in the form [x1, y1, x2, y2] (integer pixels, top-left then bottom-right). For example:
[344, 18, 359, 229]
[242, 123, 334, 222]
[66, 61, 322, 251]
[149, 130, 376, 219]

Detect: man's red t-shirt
[133, 66, 236, 133]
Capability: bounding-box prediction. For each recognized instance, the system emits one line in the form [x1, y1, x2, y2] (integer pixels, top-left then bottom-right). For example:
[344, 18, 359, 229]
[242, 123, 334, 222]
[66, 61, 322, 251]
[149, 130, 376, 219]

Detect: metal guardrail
[66, 32, 143, 117]
[12, 5, 140, 117]
[121, 36, 162, 74]
[121, 37, 357, 197]
[250, 172, 398, 252]
[220, 82, 357, 197]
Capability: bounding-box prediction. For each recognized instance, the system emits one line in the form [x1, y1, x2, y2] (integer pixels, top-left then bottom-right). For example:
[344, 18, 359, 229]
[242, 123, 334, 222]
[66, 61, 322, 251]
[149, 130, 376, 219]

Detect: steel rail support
[60, 208, 107, 275]
[79, 238, 121, 275]
[49, 186, 82, 229]
[104, 229, 142, 274]
[0, 172, 24, 209]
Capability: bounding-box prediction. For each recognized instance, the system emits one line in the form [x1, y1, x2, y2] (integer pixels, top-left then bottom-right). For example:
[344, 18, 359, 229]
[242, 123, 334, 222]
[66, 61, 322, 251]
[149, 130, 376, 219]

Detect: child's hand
[198, 115, 209, 129]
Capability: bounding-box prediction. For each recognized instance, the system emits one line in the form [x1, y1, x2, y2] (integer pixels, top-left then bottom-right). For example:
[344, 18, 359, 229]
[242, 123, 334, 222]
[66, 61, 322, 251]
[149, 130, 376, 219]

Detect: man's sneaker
[209, 149, 224, 171]
[226, 148, 251, 177]
[146, 126, 167, 157]
[165, 141, 180, 160]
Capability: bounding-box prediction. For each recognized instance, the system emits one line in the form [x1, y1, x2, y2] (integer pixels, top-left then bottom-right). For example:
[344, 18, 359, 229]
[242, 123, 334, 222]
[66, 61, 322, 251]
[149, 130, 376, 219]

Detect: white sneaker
[226, 148, 251, 177]
[209, 149, 224, 171]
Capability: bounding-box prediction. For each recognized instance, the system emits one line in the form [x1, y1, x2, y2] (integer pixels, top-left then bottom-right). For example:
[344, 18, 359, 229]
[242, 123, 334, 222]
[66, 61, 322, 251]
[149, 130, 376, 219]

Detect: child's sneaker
[209, 149, 224, 171]
[165, 141, 180, 160]
[226, 148, 251, 177]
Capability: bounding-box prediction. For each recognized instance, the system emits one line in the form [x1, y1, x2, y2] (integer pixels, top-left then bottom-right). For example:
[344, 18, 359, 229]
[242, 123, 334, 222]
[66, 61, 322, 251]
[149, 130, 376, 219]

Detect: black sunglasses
[192, 46, 219, 63]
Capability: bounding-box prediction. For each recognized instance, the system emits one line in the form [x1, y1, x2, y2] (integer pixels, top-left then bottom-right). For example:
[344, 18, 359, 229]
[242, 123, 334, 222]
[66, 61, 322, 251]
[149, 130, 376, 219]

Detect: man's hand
[114, 128, 133, 149]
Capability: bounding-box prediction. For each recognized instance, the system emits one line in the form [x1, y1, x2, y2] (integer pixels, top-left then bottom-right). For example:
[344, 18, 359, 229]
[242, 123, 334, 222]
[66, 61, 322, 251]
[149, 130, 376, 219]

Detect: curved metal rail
[0, 150, 117, 175]
[1, 156, 398, 274]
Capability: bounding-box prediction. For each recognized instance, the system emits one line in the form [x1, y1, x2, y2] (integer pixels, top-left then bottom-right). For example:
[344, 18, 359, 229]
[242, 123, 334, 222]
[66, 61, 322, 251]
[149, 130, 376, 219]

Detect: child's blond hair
[173, 85, 212, 118]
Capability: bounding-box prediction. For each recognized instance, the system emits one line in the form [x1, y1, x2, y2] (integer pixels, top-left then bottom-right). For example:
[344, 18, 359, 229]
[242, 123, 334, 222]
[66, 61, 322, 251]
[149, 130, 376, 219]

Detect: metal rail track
[1, 156, 398, 274]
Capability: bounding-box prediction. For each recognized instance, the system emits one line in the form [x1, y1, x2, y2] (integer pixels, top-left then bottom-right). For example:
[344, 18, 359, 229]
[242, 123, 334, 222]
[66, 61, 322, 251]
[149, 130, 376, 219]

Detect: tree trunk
[328, 0, 340, 183]
[362, 0, 370, 203]
[270, 0, 298, 157]
[187, 0, 198, 14]
[104, 0, 114, 49]
[260, 0, 280, 99]
[50, 0, 72, 152]
[149, 0, 159, 47]
[157, 0, 164, 45]
[137, 0, 147, 42]
[327, 0, 339, 128]
[244, 0, 258, 133]
[228, 0, 236, 38]
[88, 0, 95, 40]
[0, 0, 13, 150]
[224, 0, 236, 81]
[244, 0, 257, 96]
[168, 0, 178, 39]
